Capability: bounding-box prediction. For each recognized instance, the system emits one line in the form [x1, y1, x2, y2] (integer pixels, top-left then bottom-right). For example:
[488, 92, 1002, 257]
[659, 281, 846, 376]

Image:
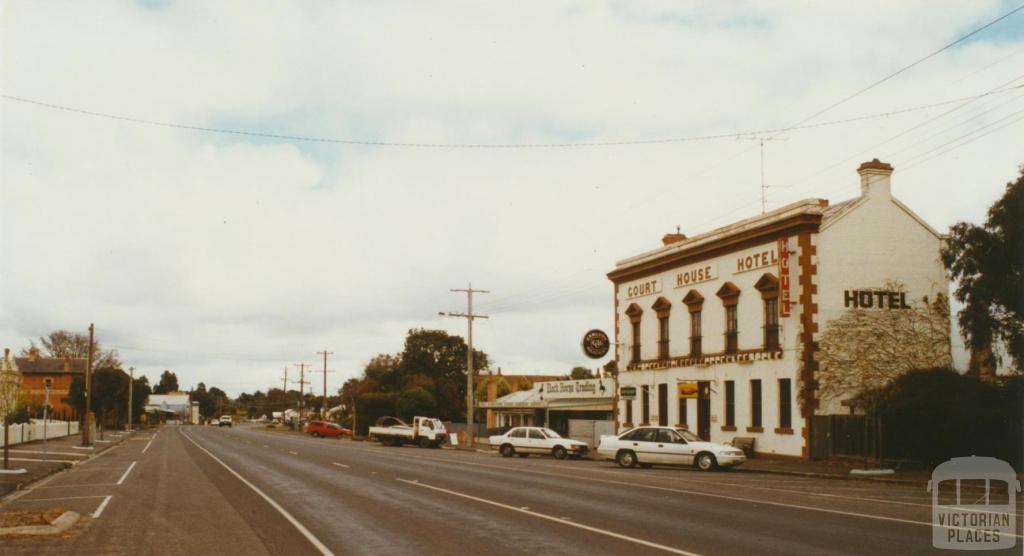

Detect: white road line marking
[76, 445, 119, 466]
[397, 479, 700, 556]
[6, 457, 80, 464]
[72, 446, 95, 450]
[9, 449, 88, 457]
[36, 483, 117, 489]
[263, 445, 269, 448]
[288, 451, 298, 455]
[180, 430, 334, 556]
[92, 495, 112, 518]
[141, 436, 155, 454]
[116, 461, 137, 485]
[332, 462, 350, 469]
[362, 448, 1023, 536]
[16, 495, 110, 503]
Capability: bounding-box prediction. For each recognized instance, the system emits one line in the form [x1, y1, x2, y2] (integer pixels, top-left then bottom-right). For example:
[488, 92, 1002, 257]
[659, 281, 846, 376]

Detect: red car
[305, 420, 352, 438]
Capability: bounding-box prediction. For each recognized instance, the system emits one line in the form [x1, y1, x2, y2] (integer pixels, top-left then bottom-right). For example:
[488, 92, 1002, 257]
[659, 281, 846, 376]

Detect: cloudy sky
[2, 1, 1022, 396]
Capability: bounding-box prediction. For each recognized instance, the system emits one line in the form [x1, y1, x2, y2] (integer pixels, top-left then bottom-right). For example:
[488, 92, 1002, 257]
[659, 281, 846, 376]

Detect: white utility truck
[368, 416, 447, 448]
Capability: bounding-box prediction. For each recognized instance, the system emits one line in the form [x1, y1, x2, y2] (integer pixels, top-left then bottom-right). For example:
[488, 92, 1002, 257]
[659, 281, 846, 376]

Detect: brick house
[14, 347, 86, 420]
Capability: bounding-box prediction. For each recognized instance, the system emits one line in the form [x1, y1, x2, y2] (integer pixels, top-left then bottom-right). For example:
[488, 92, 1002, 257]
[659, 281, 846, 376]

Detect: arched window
[754, 273, 780, 350]
[716, 282, 741, 354]
[682, 290, 704, 357]
[652, 297, 672, 360]
[625, 303, 643, 363]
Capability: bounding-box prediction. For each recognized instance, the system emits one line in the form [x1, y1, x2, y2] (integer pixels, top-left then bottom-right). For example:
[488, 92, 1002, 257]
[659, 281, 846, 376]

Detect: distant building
[14, 347, 85, 420]
[144, 392, 192, 423]
[607, 160, 950, 459]
[479, 377, 614, 436]
[477, 368, 563, 428]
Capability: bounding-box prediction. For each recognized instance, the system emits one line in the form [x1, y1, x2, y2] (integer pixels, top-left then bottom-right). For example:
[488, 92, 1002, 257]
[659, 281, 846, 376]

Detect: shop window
[725, 380, 735, 427]
[750, 379, 762, 429]
[717, 282, 740, 354]
[779, 379, 792, 430]
[678, 397, 688, 426]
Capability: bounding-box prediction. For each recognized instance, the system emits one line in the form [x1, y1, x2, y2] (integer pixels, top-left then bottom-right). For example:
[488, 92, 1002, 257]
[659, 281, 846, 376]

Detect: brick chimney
[662, 225, 686, 246]
[857, 158, 893, 200]
[63, 354, 72, 372]
[28, 346, 40, 362]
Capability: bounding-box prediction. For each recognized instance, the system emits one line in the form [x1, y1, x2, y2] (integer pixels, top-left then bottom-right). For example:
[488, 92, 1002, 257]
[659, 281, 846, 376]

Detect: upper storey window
[625, 303, 643, 364]
[652, 297, 672, 360]
[716, 282, 741, 354]
[754, 273, 781, 351]
[682, 290, 704, 357]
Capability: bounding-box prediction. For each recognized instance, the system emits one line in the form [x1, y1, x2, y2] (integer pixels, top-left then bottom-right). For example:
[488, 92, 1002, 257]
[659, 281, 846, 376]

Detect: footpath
[0, 428, 138, 499]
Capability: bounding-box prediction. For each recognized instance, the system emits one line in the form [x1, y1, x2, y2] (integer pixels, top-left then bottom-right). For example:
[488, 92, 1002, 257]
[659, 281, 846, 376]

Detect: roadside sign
[619, 386, 637, 400]
[677, 382, 698, 399]
[581, 329, 610, 359]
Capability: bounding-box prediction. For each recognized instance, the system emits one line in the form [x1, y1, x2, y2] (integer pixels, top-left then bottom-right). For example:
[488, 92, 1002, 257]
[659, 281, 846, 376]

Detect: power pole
[315, 350, 335, 419]
[126, 366, 134, 433]
[294, 363, 312, 420]
[441, 283, 489, 447]
[82, 323, 95, 447]
[281, 367, 289, 394]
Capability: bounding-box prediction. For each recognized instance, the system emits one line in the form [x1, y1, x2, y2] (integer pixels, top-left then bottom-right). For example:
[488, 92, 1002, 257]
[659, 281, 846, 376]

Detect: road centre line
[141, 435, 156, 454]
[288, 451, 298, 455]
[397, 478, 700, 556]
[331, 462, 350, 469]
[92, 495, 112, 518]
[117, 461, 137, 485]
[179, 429, 335, 556]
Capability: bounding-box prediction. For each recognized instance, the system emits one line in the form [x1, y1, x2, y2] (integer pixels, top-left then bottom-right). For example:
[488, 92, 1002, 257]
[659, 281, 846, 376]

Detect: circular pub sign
[581, 329, 610, 359]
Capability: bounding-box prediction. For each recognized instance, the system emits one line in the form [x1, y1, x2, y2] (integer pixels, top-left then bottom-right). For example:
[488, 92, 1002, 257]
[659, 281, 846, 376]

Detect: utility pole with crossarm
[440, 283, 489, 447]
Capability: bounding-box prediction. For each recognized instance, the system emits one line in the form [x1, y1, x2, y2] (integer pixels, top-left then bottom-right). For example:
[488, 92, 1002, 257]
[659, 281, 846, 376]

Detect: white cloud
[1, 1, 1021, 394]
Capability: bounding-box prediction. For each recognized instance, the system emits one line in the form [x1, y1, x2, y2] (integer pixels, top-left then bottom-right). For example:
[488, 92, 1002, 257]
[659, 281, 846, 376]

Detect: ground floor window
[678, 397, 688, 426]
[725, 380, 735, 427]
[626, 399, 633, 424]
[750, 379, 762, 429]
[779, 378, 792, 429]
[642, 385, 650, 424]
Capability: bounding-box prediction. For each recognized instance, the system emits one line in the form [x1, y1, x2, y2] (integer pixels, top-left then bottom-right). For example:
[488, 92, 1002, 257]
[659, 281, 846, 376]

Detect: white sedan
[489, 427, 589, 460]
[597, 426, 746, 471]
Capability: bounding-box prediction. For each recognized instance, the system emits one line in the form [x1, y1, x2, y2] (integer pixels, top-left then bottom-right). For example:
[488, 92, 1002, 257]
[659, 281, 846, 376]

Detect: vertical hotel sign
[778, 237, 791, 317]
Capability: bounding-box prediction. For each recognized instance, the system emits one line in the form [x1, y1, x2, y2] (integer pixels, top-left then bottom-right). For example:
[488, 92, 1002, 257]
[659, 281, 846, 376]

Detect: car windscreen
[541, 428, 561, 438]
[675, 429, 701, 442]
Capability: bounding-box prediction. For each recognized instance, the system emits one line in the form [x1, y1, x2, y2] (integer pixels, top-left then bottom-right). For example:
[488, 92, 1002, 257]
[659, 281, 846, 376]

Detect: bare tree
[816, 284, 952, 404]
[23, 329, 121, 369]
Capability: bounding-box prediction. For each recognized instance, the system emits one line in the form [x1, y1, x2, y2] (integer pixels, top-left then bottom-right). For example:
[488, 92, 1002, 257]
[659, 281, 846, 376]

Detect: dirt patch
[0, 506, 64, 528]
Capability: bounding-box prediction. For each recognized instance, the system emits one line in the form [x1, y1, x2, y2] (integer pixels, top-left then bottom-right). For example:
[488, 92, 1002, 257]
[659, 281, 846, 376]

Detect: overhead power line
[778, 2, 1024, 131]
[1, 86, 1021, 149]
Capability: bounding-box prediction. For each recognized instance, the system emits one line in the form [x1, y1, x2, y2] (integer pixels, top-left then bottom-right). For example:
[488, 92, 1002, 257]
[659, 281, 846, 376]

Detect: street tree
[153, 370, 180, 394]
[397, 329, 489, 422]
[569, 366, 594, 380]
[0, 359, 26, 469]
[22, 329, 120, 368]
[69, 367, 130, 428]
[395, 387, 438, 421]
[942, 166, 1024, 374]
[131, 375, 151, 425]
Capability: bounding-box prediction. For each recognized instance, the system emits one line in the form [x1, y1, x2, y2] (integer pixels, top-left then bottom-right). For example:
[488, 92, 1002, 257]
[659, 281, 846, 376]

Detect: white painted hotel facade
[607, 160, 950, 458]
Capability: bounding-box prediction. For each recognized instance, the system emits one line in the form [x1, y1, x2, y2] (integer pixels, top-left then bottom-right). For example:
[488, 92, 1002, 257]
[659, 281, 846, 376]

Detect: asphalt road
[2, 424, 1021, 555]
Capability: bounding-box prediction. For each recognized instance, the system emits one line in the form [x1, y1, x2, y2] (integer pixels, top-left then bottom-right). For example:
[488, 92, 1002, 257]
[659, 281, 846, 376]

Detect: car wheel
[500, 444, 515, 458]
[696, 452, 718, 471]
[517, 453, 530, 458]
[616, 450, 637, 469]
[552, 446, 568, 460]
[419, 437, 432, 449]
[311, 431, 320, 438]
